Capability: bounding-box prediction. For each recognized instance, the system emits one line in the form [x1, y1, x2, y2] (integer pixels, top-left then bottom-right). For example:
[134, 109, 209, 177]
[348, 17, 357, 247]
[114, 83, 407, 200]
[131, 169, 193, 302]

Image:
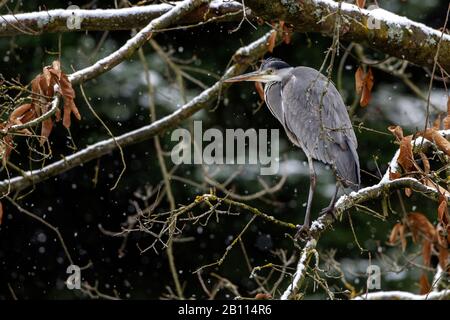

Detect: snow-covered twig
[7, 95, 60, 133]
[431, 265, 445, 292]
[280, 239, 317, 300]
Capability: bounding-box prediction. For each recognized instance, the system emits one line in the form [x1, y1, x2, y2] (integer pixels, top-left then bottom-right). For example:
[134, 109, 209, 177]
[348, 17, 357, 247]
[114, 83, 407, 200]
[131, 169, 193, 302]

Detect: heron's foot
[320, 205, 337, 220]
[294, 224, 311, 241]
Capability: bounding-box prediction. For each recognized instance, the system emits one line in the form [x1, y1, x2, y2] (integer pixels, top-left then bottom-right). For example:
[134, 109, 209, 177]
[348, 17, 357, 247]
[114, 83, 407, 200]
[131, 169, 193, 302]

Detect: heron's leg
[303, 154, 316, 229]
[295, 155, 316, 240]
[320, 182, 340, 218]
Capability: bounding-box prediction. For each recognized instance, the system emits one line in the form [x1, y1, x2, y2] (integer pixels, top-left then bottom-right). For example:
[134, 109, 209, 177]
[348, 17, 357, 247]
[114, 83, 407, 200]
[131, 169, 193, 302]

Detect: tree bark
[245, 0, 450, 72]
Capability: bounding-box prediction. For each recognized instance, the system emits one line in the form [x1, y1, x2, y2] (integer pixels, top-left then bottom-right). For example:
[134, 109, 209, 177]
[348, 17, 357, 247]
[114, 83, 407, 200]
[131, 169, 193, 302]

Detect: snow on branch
[280, 130, 450, 299]
[7, 95, 60, 134]
[3, 0, 449, 71]
[244, 0, 450, 72]
[0, 0, 243, 37]
[0, 30, 277, 196]
[354, 289, 450, 300]
[280, 177, 448, 300]
[69, 0, 208, 85]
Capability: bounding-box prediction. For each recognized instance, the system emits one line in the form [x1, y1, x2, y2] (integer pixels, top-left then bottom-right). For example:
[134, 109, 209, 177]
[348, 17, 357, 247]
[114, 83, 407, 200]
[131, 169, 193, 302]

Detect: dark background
[0, 0, 448, 299]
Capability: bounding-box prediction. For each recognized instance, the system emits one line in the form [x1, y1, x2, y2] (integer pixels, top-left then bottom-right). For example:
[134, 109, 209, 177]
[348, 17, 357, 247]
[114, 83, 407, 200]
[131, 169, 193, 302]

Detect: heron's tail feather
[334, 140, 360, 190]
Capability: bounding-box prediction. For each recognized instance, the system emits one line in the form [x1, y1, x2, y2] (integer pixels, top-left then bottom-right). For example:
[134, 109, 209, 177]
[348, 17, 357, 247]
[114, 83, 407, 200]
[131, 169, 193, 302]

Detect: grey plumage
[264, 64, 360, 189]
[225, 58, 360, 232]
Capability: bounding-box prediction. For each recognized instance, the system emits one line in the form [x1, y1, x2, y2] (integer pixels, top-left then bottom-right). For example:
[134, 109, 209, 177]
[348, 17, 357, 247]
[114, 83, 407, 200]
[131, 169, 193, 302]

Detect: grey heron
[225, 58, 360, 236]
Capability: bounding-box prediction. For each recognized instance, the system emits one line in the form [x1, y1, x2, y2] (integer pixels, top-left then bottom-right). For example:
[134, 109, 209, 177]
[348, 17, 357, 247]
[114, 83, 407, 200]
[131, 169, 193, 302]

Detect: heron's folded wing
[281, 68, 360, 187]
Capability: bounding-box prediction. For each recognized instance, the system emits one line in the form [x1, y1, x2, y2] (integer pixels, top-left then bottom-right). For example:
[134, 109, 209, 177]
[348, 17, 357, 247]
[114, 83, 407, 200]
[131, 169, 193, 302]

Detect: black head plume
[260, 58, 291, 71]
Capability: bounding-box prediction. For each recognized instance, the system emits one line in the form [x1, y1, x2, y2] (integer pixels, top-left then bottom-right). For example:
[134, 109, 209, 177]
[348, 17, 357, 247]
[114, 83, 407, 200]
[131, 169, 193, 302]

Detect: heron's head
[225, 58, 292, 83]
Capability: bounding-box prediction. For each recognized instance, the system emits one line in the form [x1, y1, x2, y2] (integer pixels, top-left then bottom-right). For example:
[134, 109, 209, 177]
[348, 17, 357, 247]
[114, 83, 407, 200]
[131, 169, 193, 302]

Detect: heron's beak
[224, 70, 273, 83]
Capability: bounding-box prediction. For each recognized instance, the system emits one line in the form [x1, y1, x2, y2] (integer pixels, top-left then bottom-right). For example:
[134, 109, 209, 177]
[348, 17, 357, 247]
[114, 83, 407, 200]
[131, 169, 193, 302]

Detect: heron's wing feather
[264, 82, 284, 122]
[281, 67, 360, 188]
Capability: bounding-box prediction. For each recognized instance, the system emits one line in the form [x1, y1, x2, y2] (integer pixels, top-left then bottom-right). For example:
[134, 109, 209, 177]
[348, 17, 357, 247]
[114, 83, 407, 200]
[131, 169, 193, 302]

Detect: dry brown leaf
[419, 273, 431, 295]
[444, 96, 450, 129]
[40, 119, 54, 145]
[422, 239, 432, 267]
[389, 170, 401, 180]
[9, 103, 35, 135]
[436, 223, 447, 247]
[388, 126, 417, 174]
[59, 72, 80, 128]
[31, 75, 50, 115]
[63, 99, 81, 128]
[355, 66, 364, 95]
[360, 67, 374, 107]
[388, 125, 404, 142]
[438, 243, 448, 269]
[399, 224, 407, 251]
[254, 293, 272, 300]
[421, 129, 450, 157]
[267, 30, 277, 53]
[423, 178, 450, 197]
[398, 135, 415, 173]
[388, 223, 401, 244]
[437, 195, 449, 226]
[389, 223, 407, 251]
[279, 21, 285, 32]
[408, 212, 436, 243]
[419, 152, 430, 174]
[405, 188, 412, 197]
[280, 21, 293, 45]
[59, 73, 75, 100]
[255, 82, 265, 102]
[30, 61, 80, 142]
[356, 0, 366, 8]
[433, 114, 442, 129]
[356, 67, 374, 107]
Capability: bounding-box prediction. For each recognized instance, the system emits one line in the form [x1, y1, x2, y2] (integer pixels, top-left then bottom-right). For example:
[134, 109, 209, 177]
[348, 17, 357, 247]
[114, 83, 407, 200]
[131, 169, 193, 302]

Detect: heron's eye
[267, 69, 274, 74]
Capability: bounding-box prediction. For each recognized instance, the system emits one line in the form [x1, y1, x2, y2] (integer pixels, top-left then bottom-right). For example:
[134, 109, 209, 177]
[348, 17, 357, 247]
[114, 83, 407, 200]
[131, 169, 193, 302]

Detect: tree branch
[0, 30, 277, 196]
[244, 0, 450, 72]
[4, 1, 450, 71]
[68, 0, 209, 85]
[280, 176, 449, 299]
[353, 289, 450, 300]
[280, 130, 450, 299]
[6, 95, 60, 134]
[0, 1, 243, 37]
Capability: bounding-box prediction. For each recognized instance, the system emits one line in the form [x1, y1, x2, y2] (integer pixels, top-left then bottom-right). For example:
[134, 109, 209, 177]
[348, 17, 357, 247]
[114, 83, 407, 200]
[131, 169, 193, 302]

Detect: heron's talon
[320, 206, 337, 220]
[295, 224, 311, 241]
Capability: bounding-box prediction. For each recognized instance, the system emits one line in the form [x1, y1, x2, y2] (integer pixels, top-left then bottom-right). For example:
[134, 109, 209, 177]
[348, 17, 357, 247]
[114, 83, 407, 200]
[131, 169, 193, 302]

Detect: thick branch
[0, 30, 276, 196]
[3, 1, 448, 71]
[0, 1, 243, 37]
[245, 0, 450, 72]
